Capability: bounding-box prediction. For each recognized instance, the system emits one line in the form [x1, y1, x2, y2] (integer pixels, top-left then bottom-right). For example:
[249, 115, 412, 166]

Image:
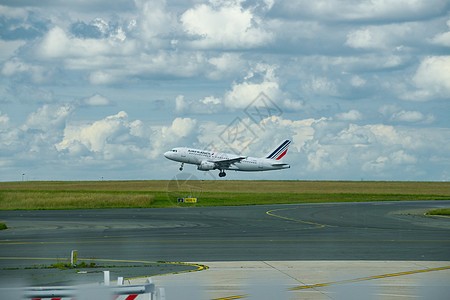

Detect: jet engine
[197, 161, 216, 171]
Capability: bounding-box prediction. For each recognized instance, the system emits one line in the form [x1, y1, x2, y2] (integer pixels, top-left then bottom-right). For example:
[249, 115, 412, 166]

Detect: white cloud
[391, 110, 423, 122]
[307, 145, 331, 172]
[325, 54, 406, 72]
[0, 111, 10, 130]
[24, 104, 73, 132]
[203, 114, 432, 178]
[207, 53, 245, 80]
[362, 156, 389, 173]
[175, 94, 222, 114]
[390, 110, 435, 123]
[1, 58, 48, 83]
[345, 23, 414, 49]
[135, 0, 175, 42]
[336, 110, 363, 121]
[224, 64, 282, 109]
[404, 56, 450, 101]
[58, 111, 129, 152]
[282, 99, 304, 111]
[162, 117, 197, 139]
[275, 0, 447, 22]
[201, 96, 221, 105]
[151, 117, 198, 158]
[175, 95, 187, 114]
[365, 124, 414, 148]
[346, 28, 383, 49]
[302, 76, 339, 97]
[224, 78, 280, 109]
[297, 120, 448, 179]
[350, 75, 366, 87]
[81, 94, 112, 106]
[181, 0, 273, 49]
[56, 111, 153, 160]
[0, 5, 28, 19]
[89, 71, 117, 85]
[362, 150, 418, 173]
[84, 51, 209, 85]
[379, 104, 399, 117]
[0, 40, 26, 61]
[55, 111, 197, 167]
[0, 104, 73, 166]
[2, 58, 30, 75]
[37, 26, 136, 59]
[176, 63, 284, 113]
[431, 31, 450, 47]
[38, 27, 71, 58]
[390, 150, 417, 165]
[430, 20, 450, 47]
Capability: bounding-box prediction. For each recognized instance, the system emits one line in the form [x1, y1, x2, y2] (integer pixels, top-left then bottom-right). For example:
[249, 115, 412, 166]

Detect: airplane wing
[210, 156, 246, 169]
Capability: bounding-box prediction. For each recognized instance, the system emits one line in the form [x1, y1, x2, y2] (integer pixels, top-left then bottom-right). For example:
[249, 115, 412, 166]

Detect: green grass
[0, 222, 7, 230]
[426, 208, 450, 216]
[16, 261, 117, 270]
[0, 190, 154, 210]
[0, 180, 449, 210]
[49, 261, 98, 270]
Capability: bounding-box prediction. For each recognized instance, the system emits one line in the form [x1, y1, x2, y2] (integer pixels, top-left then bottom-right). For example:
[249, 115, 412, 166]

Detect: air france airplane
[164, 139, 291, 177]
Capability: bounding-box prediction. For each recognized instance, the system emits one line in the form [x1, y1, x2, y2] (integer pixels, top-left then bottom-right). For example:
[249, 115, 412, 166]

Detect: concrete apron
[131, 261, 450, 300]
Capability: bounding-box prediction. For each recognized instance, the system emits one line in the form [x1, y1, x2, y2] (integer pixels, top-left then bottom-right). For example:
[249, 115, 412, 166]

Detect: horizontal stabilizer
[271, 163, 289, 166]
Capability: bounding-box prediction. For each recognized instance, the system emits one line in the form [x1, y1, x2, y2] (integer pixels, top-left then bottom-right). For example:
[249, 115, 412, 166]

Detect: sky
[0, 0, 449, 182]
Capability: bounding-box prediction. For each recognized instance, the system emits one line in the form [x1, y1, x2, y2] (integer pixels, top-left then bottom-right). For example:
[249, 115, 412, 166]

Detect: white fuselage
[164, 147, 290, 172]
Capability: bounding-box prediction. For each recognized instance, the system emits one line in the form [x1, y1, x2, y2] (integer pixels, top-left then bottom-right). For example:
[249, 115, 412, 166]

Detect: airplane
[164, 139, 291, 177]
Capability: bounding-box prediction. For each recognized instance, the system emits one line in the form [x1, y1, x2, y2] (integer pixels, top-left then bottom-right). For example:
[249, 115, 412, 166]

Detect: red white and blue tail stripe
[265, 139, 291, 160]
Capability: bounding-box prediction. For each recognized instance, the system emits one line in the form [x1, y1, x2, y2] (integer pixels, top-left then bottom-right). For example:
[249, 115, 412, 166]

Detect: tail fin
[265, 139, 291, 160]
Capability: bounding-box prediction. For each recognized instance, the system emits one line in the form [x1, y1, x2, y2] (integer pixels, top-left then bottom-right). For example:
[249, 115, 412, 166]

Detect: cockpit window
[172, 149, 177, 152]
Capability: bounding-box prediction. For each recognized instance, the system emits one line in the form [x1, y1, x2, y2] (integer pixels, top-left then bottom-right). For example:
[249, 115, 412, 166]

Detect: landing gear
[179, 163, 184, 171]
[218, 170, 226, 177]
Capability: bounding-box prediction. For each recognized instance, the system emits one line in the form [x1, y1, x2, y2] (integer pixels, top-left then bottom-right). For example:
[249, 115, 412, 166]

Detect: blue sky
[0, 0, 449, 181]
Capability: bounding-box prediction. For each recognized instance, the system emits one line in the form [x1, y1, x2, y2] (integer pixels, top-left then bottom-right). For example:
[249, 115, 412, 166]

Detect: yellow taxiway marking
[266, 207, 331, 228]
[290, 265, 450, 290]
[213, 266, 450, 300]
[213, 296, 246, 300]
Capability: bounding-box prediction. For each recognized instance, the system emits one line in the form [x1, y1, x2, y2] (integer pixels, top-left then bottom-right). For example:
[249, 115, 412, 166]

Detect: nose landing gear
[179, 163, 184, 171]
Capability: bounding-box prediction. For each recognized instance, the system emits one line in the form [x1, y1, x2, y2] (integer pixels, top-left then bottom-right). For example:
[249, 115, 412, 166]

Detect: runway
[0, 201, 449, 288]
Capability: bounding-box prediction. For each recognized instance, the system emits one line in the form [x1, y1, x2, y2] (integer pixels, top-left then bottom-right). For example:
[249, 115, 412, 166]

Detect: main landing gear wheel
[218, 170, 226, 177]
[179, 163, 184, 171]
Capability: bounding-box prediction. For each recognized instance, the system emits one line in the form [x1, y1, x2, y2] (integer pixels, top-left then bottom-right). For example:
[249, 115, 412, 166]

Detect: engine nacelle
[197, 161, 216, 171]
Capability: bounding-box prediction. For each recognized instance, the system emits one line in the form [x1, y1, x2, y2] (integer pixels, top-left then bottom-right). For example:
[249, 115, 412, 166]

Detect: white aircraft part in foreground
[164, 140, 291, 177]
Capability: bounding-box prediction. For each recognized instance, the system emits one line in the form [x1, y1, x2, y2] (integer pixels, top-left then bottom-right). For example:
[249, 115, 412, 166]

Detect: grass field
[426, 208, 450, 216]
[0, 180, 449, 210]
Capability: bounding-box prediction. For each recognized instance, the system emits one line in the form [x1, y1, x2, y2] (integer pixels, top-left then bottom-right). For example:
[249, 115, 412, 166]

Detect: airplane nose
[164, 151, 174, 159]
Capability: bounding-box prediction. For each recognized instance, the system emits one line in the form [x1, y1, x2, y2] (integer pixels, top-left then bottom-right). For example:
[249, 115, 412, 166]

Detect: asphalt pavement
[0, 201, 449, 286]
